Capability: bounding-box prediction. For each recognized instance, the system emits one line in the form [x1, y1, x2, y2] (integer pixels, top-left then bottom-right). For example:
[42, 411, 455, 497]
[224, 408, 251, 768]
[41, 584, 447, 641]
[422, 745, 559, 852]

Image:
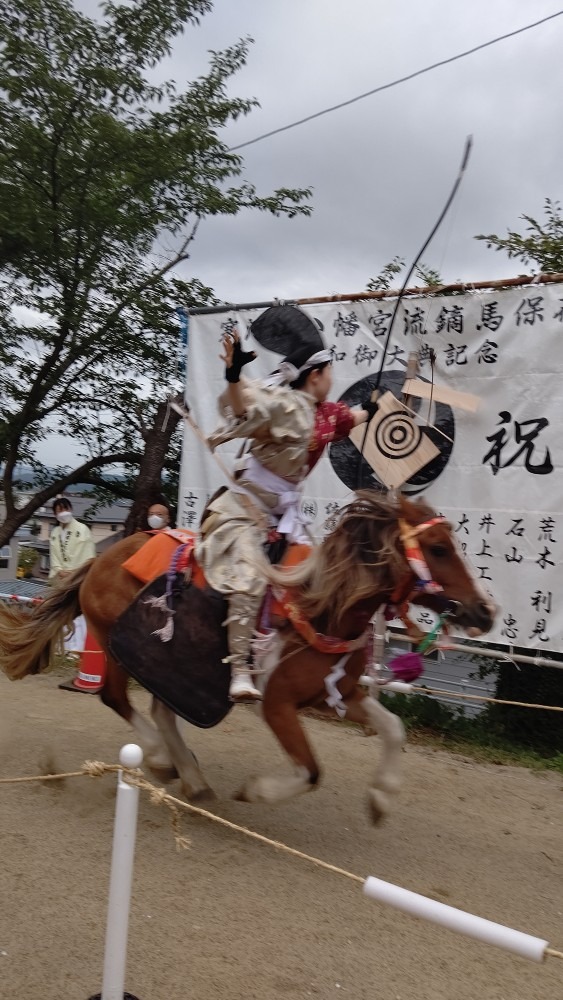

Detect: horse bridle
[389, 515, 461, 623]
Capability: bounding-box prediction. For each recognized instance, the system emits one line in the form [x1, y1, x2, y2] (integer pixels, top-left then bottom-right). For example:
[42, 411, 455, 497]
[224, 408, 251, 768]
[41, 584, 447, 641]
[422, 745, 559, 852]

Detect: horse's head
[395, 494, 496, 637]
[321, 490, 496, 638]
[267, 490, 496, 640]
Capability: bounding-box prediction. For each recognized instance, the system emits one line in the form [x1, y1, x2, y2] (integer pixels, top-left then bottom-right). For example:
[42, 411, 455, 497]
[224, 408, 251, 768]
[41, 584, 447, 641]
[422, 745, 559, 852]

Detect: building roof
[0, 578, 49, 601]
[33, 496, 131, 524]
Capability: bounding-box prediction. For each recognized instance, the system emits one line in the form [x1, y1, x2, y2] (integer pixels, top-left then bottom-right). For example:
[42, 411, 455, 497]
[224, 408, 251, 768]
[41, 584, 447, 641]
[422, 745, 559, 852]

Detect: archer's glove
[361, 397, 379, 422]
[226, 339, 257, 383]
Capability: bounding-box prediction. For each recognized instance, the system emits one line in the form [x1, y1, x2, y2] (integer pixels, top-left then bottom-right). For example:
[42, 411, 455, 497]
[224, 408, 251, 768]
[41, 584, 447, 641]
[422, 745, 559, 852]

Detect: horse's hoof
[183, 784, 217, 803]
[149, 765, 179, 783]
[367, 790, 388, 825]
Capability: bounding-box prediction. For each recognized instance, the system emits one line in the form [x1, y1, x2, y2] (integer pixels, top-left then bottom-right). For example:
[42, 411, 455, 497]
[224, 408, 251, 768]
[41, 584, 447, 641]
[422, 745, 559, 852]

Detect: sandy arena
[1, 671, 562, 1000]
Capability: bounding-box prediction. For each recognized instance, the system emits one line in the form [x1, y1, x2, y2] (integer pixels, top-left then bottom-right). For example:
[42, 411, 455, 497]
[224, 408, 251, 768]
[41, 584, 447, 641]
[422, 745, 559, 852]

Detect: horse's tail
[0, 559, 94, 680]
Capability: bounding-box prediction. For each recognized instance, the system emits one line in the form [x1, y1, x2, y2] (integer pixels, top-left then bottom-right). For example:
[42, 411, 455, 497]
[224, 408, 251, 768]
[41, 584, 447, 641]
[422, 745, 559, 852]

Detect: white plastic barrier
[363, 876, 548, 962]
[89, 744, 144, 1000]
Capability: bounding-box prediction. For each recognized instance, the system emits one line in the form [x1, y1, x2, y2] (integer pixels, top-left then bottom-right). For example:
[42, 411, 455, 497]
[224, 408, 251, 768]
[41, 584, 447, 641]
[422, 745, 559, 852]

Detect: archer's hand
[361, 397, 379, 422]
[220, 329, 256, 383]
[220, 330, 237, 368]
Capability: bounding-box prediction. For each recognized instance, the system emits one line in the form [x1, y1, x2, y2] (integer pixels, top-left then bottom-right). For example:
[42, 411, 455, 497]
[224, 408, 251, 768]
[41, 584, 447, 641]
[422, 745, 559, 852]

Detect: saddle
[109, 531, 313, 728]
[109, 572, 231, 728]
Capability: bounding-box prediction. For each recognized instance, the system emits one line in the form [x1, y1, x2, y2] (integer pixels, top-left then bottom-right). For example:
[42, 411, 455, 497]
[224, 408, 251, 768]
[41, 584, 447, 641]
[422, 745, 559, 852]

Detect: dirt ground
[1, 671, 562, 1000]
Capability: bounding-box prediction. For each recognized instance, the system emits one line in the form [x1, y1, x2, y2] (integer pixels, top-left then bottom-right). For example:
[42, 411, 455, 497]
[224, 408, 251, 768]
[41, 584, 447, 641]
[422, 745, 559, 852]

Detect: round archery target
[374, 410, 422, 460]
[329, 370, 455, 495]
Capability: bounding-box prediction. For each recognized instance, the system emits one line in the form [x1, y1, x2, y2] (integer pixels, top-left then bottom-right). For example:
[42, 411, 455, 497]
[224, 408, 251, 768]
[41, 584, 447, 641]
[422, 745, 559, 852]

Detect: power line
[229, 9, 563, 152]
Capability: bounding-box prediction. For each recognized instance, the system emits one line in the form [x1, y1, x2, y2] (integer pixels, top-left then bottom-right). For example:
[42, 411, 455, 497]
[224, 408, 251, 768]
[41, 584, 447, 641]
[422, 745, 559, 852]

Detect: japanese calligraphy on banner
[179, 284, 563, 652]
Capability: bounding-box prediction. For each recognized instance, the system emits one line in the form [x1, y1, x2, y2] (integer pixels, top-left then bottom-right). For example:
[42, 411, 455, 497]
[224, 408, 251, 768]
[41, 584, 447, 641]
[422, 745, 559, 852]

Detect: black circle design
[329, 370, 455, 496]
[375, 411, 421, 460]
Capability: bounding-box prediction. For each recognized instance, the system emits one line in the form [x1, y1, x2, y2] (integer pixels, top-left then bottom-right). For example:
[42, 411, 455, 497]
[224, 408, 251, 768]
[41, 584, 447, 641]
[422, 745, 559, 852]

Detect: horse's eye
[429, 544, 449, 558]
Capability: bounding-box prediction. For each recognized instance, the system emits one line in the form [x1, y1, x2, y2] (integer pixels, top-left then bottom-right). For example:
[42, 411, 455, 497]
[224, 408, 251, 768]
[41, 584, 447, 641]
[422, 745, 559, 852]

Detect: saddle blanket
[122, 528, 197, 584]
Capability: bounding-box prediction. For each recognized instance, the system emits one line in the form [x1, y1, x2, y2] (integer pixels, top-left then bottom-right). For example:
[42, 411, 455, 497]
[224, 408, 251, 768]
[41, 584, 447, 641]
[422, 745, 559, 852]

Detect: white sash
[231, 455, 311, 544]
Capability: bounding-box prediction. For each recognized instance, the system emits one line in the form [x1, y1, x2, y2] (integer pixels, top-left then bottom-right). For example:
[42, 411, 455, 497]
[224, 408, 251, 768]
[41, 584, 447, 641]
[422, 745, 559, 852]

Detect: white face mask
[56, 511, 73, 525]
[147, 514, 166, 530]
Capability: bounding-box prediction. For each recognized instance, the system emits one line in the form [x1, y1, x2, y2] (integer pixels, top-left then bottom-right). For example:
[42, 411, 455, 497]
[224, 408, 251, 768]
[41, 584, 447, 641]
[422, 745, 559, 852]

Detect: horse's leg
[343, 690, 406, 824]
[100, 655, 178, 782]
[151, 698, 216, 802]
[236, 699, 320, 804]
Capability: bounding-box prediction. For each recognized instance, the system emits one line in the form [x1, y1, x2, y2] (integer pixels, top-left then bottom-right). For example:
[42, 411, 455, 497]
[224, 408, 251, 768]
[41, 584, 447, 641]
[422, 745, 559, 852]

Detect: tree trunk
[123, 396, 182, 536]
[0, 450, 141, 547]
[0, 512, 29, 550]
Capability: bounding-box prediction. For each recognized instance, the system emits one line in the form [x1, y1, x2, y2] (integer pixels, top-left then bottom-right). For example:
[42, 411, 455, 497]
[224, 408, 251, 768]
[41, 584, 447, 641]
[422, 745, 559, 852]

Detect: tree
[367, 258, 442, 292]
[367, 256, 405, 292]
[18, 546, 39, 578]
[0, 0, 311, 546]
[121, 395, 183, 535]
[475, 198, 563, 272]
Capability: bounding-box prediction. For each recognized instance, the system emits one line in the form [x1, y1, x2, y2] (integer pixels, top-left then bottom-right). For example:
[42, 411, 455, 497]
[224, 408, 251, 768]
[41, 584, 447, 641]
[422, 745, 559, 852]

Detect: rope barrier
[0, 762, 125, 783]
[1, 759, 562, 963]
[410, 685, 563, 714]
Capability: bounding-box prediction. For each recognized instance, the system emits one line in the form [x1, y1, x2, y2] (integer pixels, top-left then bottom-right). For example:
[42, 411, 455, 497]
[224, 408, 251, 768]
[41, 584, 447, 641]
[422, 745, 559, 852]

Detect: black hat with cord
[250, 304, 325, 359]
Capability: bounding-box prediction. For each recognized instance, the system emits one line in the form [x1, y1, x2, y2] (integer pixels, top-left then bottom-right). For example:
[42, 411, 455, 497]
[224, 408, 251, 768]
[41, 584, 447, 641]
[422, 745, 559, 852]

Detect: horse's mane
[268, 490, 431, 633]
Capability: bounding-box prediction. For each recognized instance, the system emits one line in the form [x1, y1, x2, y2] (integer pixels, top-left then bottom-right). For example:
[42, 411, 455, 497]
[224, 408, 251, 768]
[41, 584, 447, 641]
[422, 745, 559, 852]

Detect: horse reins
[388, 516, 460, 632]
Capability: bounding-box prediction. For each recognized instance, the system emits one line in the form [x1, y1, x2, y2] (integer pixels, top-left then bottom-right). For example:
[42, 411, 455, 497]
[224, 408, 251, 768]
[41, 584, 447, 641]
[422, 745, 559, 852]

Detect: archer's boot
[224, 593, 263, 702]
[229, 668, 262, 702]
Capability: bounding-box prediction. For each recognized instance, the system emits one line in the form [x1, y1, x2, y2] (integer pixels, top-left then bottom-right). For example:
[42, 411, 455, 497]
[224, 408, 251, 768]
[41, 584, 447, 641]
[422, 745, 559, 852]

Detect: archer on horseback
[195, 308, 379, 702]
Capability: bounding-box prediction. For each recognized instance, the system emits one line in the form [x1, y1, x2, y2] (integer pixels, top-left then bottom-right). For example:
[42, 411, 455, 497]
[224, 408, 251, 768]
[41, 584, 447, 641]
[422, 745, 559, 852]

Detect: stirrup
[229, 672, 262, 703]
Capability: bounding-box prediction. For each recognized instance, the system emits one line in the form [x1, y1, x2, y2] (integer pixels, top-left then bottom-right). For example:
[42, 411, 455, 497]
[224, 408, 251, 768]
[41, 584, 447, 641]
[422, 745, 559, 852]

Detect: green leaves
[475, 198, 563, 273]
[367, 256, 442, 292]
[0, 0, 311, 541]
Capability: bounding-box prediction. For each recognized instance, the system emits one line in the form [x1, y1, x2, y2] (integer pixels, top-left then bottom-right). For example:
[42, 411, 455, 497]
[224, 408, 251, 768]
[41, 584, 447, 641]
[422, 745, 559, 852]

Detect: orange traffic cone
[59, 631, 106, 694]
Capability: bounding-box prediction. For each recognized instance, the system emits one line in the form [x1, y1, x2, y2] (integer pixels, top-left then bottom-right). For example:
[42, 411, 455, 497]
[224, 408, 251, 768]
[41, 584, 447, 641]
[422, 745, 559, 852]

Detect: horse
[0, 491, 495, 822]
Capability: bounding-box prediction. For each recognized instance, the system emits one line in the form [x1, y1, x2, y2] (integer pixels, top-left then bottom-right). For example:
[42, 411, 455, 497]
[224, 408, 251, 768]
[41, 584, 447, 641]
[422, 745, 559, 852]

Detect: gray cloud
[37, 0, 563, 466]
[33, 1, 563, 300]
[163, 0, 563, 302]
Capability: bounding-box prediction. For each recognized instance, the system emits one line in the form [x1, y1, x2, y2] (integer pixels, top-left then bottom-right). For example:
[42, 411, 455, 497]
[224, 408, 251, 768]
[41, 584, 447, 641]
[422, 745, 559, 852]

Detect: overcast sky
[39, 1, 563, 467]
[147, 0, 563, 304]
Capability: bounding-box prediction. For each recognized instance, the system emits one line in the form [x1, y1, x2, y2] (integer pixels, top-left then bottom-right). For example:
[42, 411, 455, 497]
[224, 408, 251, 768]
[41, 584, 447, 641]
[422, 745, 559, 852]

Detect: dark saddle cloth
[108, 574, 232, 729]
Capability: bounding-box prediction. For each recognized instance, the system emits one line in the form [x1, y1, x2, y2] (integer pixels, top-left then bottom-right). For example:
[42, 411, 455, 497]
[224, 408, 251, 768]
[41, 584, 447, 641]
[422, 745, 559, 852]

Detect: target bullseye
[375, 412, 422, 459]
[348, 391, 441, 489]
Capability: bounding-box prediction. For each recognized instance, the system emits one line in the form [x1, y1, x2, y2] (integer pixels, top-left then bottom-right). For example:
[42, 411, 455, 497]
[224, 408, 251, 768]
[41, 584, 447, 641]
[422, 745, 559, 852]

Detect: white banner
[179, 285, 563, 652]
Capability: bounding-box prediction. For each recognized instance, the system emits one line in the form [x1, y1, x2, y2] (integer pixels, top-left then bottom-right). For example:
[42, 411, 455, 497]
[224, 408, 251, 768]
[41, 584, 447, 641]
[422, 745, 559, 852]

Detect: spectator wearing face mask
[49, 497, 98, 692]
[146, 501, 171, 531]
[49, 498, 96, 580]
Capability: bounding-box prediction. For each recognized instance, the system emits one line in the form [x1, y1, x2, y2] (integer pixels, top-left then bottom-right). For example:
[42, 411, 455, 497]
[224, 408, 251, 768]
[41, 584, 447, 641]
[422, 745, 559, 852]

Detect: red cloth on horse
[122, 529, 199, 585]
[269, 543, 311, 619]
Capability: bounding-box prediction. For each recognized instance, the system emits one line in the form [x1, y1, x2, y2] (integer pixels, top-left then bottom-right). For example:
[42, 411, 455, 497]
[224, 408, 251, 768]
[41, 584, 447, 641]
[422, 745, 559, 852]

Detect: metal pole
[187, 273, 563, 314]
[387, 630, 563, 671]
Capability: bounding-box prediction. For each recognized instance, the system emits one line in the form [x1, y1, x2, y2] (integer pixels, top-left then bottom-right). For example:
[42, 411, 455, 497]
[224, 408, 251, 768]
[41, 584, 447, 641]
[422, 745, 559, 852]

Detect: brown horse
[0, 491, 495, 821]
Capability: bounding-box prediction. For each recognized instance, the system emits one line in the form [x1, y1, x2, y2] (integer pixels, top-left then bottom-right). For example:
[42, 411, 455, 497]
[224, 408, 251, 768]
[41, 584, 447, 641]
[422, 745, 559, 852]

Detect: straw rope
[0, 761, 130, 783]
[0, 759, 562, 961]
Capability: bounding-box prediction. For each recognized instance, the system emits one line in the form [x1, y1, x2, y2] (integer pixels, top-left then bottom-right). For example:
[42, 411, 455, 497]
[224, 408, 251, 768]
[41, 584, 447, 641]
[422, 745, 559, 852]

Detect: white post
[363, 877, 548, 962]
[100, 744, 144, 1000]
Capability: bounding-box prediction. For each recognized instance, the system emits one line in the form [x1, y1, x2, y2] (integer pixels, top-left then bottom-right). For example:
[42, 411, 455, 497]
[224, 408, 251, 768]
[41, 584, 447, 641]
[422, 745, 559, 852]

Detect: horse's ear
[396, 492, 413, 521]
[396, 491, 435, 525]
